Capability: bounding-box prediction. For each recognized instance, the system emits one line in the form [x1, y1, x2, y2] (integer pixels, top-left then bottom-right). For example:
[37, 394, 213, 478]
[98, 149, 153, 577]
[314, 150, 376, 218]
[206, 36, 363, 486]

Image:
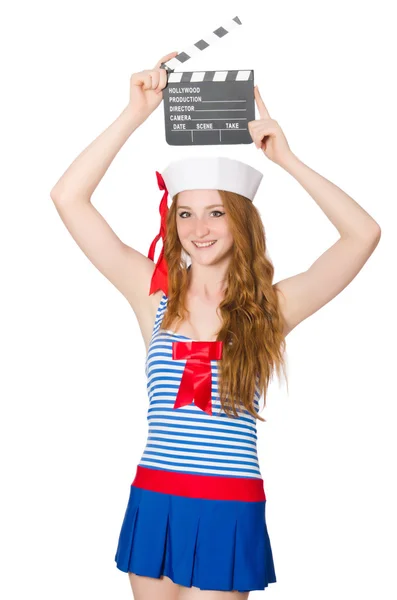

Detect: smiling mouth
[192, 241, 217, 248]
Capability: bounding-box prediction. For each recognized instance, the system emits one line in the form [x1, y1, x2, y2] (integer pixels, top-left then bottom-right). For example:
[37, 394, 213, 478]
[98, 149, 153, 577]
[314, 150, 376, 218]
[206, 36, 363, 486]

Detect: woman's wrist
[275, 151, 301, 173]
[122, 104, 150, 131]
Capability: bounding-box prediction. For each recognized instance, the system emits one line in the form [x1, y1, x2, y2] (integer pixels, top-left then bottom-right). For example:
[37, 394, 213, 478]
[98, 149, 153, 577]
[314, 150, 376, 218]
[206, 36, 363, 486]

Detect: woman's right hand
[128, 51, 179, 119]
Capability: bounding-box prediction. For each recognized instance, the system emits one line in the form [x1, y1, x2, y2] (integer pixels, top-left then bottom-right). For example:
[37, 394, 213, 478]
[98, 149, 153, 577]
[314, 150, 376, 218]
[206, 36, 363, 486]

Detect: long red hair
[160, 189, 288, 421]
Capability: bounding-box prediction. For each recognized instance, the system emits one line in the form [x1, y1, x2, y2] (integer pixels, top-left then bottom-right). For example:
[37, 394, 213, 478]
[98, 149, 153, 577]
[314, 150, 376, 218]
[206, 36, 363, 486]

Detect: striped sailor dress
[114, 292, 277, 592]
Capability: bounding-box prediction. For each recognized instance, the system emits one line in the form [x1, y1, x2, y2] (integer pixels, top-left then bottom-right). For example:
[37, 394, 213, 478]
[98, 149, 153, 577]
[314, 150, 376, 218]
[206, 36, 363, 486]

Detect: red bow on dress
[172, 340, 223, 416]
[148, 171, 169, 296]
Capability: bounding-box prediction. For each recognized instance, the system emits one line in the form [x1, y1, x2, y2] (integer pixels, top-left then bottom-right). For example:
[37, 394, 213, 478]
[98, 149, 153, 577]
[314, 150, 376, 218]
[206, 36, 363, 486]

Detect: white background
[1, 1, 396, 599]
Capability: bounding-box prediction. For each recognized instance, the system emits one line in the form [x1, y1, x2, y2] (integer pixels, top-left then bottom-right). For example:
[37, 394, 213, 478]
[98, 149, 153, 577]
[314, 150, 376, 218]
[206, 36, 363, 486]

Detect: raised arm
[248, 85, 381, 335]
[50, 51, 178, 312]
[273, 153, 381, 334]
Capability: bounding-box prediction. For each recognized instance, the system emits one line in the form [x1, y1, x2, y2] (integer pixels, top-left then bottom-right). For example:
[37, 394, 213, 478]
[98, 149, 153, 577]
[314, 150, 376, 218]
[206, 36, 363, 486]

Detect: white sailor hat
[162, 156, 263, 202]
[148, 156, 264, 296]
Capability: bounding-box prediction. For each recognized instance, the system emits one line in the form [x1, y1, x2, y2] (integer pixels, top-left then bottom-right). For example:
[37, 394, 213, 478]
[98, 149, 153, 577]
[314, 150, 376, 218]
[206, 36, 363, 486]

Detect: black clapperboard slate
[160, 17, 254, 146]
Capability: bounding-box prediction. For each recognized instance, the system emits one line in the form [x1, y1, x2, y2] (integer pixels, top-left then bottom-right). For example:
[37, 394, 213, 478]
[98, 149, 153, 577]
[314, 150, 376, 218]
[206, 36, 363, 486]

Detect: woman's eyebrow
[177, 204, 224, 209]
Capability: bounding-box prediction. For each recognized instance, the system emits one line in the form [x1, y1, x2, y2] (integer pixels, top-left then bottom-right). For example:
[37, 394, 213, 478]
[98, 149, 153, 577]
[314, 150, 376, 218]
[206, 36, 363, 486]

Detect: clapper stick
[160, 16, 255, 146]
[160, 16, 242, 73]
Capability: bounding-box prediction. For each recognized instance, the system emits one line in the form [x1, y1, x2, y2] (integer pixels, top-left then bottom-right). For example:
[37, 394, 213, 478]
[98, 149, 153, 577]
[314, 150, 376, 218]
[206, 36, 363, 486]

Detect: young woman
[50, 51, 381, 600]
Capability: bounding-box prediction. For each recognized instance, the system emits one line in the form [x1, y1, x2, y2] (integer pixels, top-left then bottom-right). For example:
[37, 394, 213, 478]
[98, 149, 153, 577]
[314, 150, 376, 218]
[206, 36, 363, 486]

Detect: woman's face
[176, 189, 234, 265]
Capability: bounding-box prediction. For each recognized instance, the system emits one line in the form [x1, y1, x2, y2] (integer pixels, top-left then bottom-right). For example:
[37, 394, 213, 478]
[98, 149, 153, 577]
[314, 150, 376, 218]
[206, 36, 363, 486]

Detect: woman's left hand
[248, 86, 293, 167]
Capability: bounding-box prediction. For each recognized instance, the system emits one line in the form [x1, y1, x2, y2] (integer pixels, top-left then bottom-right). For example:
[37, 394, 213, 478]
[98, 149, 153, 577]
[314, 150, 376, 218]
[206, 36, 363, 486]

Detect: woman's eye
[178, 211, 225, 218]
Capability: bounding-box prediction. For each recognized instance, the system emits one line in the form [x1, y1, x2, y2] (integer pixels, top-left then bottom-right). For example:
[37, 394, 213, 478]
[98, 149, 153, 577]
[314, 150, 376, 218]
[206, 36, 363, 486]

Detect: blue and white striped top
[137, 292, 263, 480]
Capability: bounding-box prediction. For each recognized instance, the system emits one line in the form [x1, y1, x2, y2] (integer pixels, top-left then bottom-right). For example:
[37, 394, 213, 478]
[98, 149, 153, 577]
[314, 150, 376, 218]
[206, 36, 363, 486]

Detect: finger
[150, 71, 160, 91]
[250, 124, 276, 148]
[154, 51, 179, 70]
[250, 132, 262, 149]
[252, 124, 277, 140]
[156, 67, 168, 93]
[141, 74, 152, 90]
[249, 119, 272, 129]
[254, 85, 270, 120]
[256, 132, 270, 149]
[248, 122, 261, 148]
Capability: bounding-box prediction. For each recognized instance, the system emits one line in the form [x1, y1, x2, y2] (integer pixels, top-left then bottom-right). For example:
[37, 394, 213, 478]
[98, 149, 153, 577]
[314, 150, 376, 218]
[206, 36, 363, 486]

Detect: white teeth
[193, 241, 216, 248]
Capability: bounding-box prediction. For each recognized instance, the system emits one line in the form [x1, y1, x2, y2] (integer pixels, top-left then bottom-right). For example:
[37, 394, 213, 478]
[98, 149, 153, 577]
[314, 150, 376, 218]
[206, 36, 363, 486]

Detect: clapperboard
[160, 16, 254, 146]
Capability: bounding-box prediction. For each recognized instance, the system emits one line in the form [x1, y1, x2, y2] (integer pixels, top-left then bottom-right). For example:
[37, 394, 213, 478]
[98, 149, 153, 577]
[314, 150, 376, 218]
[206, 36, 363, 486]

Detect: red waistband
[132, 465, 266, 502]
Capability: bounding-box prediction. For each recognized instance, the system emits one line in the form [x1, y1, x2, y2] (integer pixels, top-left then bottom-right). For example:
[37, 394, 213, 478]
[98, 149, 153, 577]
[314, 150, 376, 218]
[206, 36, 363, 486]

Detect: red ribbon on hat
[148, 171, 169, 296]
[172, 340, 223, 416]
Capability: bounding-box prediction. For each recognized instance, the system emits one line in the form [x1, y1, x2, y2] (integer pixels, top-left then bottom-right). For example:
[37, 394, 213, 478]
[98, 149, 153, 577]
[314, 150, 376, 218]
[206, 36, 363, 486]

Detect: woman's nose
[193, 220, 211, 235]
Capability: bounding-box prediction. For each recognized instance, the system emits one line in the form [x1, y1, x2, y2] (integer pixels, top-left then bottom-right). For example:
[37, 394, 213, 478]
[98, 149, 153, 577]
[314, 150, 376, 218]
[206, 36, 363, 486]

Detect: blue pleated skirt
[114, 466, 277, 592]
